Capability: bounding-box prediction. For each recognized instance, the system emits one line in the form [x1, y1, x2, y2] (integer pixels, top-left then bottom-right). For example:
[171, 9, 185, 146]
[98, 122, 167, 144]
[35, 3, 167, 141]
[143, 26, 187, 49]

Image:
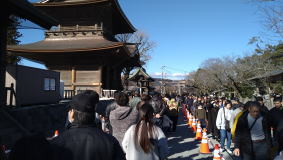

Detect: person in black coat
[51, 91, 126, 160]
[8, 134, 53, 160]
[268, 96, 283, 154]
[211, 100, 220, 140]
[255, 97, 269, 114]
[204, 101, 213, 134]
[233, 101, 272, 160]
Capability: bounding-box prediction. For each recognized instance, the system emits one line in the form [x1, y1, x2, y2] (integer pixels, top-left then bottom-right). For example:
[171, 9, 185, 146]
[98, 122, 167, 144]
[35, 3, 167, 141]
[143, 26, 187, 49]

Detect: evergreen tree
[7, 16, 22, 64]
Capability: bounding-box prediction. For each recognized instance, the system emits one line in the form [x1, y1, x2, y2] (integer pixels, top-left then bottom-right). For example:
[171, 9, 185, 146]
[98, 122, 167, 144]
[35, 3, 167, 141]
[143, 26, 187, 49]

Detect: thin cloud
[150, 72, 162, 77]
[150, 72, 189, 80]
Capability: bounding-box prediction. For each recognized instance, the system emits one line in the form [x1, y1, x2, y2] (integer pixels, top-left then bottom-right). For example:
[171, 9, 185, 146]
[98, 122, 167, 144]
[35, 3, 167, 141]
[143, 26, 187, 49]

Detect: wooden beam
[0, 15, 8, 108]
[71, 67, 76, 90]
[99, 66, 102, 92]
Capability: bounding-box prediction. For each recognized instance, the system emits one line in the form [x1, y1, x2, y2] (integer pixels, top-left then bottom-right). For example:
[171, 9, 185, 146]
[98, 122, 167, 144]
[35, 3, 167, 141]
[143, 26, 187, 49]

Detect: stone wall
[6, 103, 68, 137]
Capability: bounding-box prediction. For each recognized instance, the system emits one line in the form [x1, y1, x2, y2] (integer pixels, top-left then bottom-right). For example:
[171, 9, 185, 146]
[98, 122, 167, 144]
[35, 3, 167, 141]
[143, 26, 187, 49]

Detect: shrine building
[8, 0, 139, 94]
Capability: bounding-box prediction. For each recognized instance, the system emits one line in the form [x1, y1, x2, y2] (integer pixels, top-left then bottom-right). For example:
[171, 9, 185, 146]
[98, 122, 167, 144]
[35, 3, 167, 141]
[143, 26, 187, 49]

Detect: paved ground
[167, 108, 237, 160]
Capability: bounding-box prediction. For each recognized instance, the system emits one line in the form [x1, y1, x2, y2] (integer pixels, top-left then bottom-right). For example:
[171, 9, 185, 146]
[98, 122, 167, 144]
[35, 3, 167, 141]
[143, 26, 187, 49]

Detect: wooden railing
[49, 24, 103, 32]
[101, 89, 117, 98]
[63, 90, 76, 99]
[63, 89, 117, 100]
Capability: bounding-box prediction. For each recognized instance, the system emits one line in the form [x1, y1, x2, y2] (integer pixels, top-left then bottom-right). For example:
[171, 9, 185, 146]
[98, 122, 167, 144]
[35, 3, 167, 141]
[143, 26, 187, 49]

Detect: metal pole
[161, 66, 165, 94]
[0, 15, 8, 108]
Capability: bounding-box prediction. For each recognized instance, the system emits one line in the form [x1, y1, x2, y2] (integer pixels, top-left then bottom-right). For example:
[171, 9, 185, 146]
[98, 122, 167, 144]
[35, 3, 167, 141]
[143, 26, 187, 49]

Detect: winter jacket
[216, 107, 232, 130]
[150, 97, 167, 116]
[122, 124, 169, 160]
[51, 124, 126, 160]
[110, 106, 139, 144]
[211, 107, 220, 136]
[105, 102, 119, 119]
[96, 99, 115, 117]
[195, 108, 207, 120]
[268, 106, 283, 137]
[129, 97, 141, 108]
[234, 111, 272, 155]
[167, 100, 179, 117]
[229, 107, 243, 129]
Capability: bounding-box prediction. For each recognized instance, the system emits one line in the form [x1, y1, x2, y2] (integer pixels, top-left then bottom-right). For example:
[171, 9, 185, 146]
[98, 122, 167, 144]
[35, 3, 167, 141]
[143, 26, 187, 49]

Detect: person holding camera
[216, 100, 233, 154]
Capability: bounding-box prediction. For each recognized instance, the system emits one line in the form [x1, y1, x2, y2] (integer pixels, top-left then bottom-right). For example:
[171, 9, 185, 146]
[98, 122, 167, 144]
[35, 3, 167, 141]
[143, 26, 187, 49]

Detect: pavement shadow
[167, 108, 213, 160]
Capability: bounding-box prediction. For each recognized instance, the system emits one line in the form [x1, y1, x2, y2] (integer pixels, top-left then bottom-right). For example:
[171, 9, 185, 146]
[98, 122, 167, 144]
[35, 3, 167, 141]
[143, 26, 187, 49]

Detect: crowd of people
[2, 90, 282, 160]
[184, 95, 283, 160]
[4, 90, 182, 160]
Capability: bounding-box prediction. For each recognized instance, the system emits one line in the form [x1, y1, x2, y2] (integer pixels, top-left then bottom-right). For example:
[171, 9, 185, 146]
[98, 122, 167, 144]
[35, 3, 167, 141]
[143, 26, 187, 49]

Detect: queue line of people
[184, 95, 283, 160]
[4, 91, 282, 160]
[5, 90, 184, 160]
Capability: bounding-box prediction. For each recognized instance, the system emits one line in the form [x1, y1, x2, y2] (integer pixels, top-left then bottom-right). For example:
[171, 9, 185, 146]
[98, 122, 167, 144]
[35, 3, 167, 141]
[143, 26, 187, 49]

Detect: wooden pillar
[98, 66, 102, 93]
[71, 67, 76, 91]
[139, 81, 142, 95]
[106, 67, 111, 89]
[0, 15, 8, 108]
[113, 68, 117, 89]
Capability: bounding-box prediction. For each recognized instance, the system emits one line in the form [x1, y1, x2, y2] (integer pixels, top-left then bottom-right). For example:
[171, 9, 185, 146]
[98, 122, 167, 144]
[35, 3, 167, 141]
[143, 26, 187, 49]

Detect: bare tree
[187, 44, 281, 97]
[249, 0, 283, 38]
[262, 1, 283, 37]
[116, 31, 156, 90]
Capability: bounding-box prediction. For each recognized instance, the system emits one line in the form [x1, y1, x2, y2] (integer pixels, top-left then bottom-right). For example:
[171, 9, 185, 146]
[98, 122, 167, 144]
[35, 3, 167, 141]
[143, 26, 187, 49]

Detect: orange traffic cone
[53, 130, 59, 137]
[195, 121, 202, 140]
[213, 144, 222, 160]
[186, 111, 190, 120]
[191, 118, 197, 132]
[188, 114, 193, 127]
[200, 128, 211, 154]
[186, 113, 191, 125]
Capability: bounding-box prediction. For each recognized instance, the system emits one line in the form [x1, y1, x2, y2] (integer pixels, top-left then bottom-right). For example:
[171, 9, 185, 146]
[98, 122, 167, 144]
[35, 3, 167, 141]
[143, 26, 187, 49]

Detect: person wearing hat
[51, 90, 126, 160]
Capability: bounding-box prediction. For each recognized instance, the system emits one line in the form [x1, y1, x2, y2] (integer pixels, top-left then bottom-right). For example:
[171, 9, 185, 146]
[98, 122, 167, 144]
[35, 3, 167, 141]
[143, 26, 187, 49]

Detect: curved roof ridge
[112, 0, 136, 33]
[7, 37, 124, 53]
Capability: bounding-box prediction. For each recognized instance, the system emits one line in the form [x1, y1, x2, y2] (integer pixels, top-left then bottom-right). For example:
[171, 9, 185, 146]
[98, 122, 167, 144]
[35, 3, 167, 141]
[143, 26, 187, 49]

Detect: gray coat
[109, 106, 139, 144]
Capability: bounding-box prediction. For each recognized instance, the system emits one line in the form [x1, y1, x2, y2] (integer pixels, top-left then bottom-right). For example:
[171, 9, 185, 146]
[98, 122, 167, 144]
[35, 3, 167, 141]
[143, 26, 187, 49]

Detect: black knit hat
[69, 91, 99, 113]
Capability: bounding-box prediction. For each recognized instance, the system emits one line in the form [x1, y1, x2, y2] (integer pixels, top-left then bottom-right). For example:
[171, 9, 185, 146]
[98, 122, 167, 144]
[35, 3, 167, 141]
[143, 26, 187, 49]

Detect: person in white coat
[216, 100, 233, 153]
[122, 103, 169, 160]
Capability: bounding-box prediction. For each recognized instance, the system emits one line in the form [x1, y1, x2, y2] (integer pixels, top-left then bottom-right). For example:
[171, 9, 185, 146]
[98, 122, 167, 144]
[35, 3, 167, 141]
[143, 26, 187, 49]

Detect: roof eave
[6, 0, 58, 29]
[112, 0, 136, 34]
[33, 0, 108, 6]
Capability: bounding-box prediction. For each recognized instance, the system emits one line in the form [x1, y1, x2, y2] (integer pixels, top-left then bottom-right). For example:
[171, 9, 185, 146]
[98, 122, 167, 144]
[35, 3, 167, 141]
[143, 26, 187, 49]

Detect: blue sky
[20, 0, 279, 80]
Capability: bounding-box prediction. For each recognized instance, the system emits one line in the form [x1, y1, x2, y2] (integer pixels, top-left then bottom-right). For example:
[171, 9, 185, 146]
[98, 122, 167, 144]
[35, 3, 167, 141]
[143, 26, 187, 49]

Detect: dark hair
[141, 94, 151, 102]
[136, 101, 145, 111]
[246, 101, 261, 109]
[115, 92, 129, 106]
[134, 91, 140, 97]
[225, 100, 232, 106]
[134, 103, 155, 153]
[195, 103, 203, 107]
[274, 96, 282, 102]
[73, 110, 94, 125]
[256, 97, 263, 101]
[114, 91, 120, 100]
[82, 90, 100, 104]
[243, 101, 252, 110]
[165, 94, 171, 99]
[221, 97, 226, 100]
